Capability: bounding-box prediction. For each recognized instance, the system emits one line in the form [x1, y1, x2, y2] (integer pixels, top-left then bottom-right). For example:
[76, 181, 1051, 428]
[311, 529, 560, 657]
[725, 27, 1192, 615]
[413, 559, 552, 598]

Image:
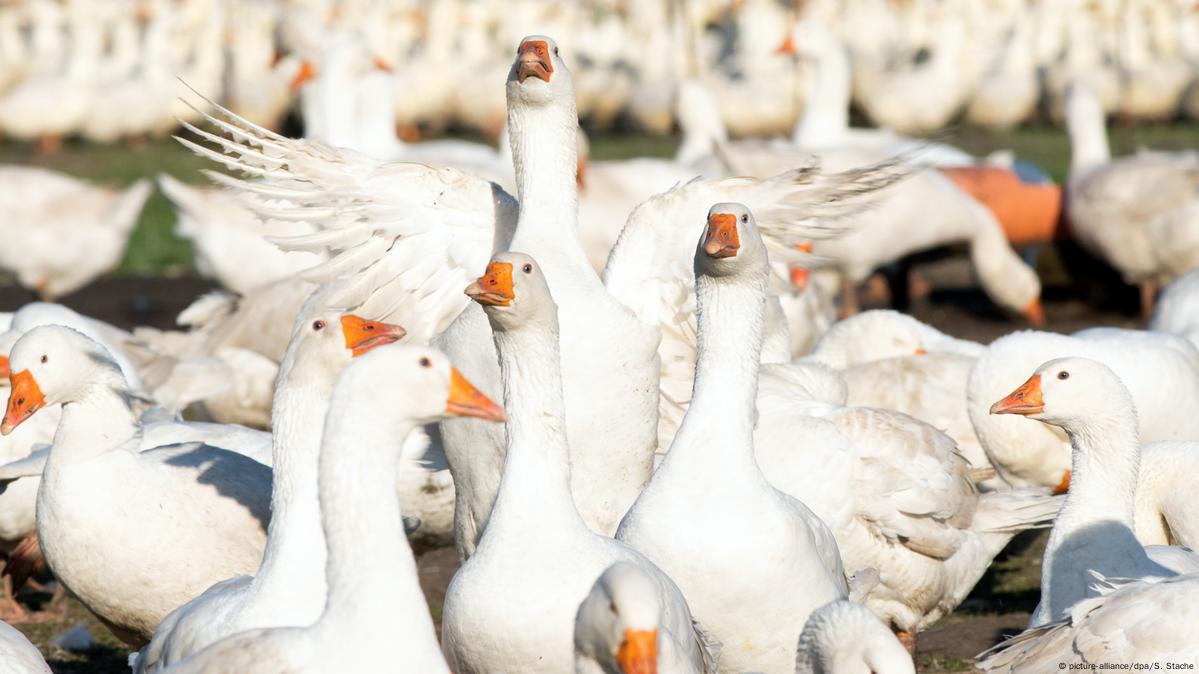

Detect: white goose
[976, 572, 1199, 671]
[616, 204, 848, 674]
[990, 357, 1199, 627]
[0, 169, 151, 300]
[133, 302, 406, 672]
[441, 252, 715, 674]
[436, 36, 660, 544]
[1134, 442, 1199, 549]
[160, 346, 501, 674]
[1064, 82, 1199, 310]
[967, 328, 1199, 491]
[794, 600, 914, 674]
[1150, 267, 1199, 350]
[0, 619, 49, 674]
[575, 562, 720, 674]
[0, 326, 273, 646]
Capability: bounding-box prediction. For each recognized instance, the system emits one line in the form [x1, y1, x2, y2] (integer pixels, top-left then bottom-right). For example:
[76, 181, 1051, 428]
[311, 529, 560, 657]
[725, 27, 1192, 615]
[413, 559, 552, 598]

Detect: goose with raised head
[991, 357, 1199, 627]
[133, 300, 407, 672]
[438, 36, 660, 548]
[0, 169, 151, 300]
[616, 204, 848, 674]
[0, 619, 50, 674]
[160, 346, 503, 674]
[0, 326, 274, 647]
[794, 600, 914, 674]
[976, 572, 1199, 672]
[575, 561, 720, 674]
[968, 328, 1199, 491]
[441, 253, 715, 674]
[1064, 82, 1199, 312]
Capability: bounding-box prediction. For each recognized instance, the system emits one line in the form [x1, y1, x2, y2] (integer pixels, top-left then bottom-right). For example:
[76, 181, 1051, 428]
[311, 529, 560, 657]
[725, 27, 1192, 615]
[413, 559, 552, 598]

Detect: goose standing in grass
[0, 326, 273, 646]
[0, 170, 151, 300]
[133, 299, 407, 672]
[990, 357, 1199, 628]
[616, 204, 848, 674]
[1064, 83, 1199, 314]
[441, 254, 715, 674]
[160, 346, 503, 674]
[794, 600, 914, 674]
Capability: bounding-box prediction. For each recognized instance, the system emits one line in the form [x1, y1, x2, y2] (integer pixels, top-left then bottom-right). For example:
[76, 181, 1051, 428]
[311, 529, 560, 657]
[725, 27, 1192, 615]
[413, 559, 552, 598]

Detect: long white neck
[248, 357, 334, 602]
[482, 312, 587, 539]
[506, 94, 592, 275]
[47, 378, 140, 468]
[665, 264, 767, 476]
[317, 411, 446, 672]
[1053, 408, 1141, 536]
[791, 37, 852, 146]
[1066, 95, 1111, 179]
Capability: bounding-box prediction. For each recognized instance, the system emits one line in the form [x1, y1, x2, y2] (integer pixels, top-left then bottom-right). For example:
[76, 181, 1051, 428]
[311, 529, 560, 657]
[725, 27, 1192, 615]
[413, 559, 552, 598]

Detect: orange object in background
[940, 165, 1063, 246]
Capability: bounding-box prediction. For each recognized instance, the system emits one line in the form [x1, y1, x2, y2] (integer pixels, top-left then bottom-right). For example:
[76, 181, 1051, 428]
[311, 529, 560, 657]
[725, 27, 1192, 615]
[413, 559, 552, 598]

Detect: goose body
[442, 252, 712, 674]
[616, 204, 848, 674]
[1, 326, 273, 646]
[0, 169, 150, 299]
[0, 619, 50, 674]
[795, 600, 914, 674]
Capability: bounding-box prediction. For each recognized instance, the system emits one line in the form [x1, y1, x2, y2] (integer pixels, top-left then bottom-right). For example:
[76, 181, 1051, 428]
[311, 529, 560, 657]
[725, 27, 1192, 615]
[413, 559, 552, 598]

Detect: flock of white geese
[1, 8, 1199, 674]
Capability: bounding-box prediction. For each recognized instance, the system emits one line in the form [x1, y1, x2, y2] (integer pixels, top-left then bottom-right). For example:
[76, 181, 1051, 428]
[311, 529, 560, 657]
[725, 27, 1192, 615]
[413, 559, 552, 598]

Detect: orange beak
[446, 368, 506, 422]
[990, 374, 1044, 416]
[776, 33, 796, 55]
[616, 629, 658, 674]
[577, 156, 587, 189]
[340, 315, 406, 357]
[1053, 469, 1071, 495]
[516, 40, 553, 83]
[372, 56, 392, 72]
[465, 262, 514, 307]
[914, 347, 928, 355]
[703, 213, 740, 259]
[789, 241, 813, 290]
[1022, 298, 1045, 327]
[2, 370, 45, 436]
[0, 356, 9, 379]
[289, 60, 315, 91]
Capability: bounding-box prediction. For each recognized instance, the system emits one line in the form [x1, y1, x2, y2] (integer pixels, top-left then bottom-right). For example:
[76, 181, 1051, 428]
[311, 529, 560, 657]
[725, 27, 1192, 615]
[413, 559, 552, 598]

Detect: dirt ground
[0, 245, 1145, 672]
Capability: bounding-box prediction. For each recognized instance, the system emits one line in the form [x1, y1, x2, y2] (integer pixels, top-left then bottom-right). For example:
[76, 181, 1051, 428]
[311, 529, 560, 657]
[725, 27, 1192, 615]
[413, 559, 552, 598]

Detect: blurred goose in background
[1065, 82, 1199, 314]
[0, 169, 150, 300]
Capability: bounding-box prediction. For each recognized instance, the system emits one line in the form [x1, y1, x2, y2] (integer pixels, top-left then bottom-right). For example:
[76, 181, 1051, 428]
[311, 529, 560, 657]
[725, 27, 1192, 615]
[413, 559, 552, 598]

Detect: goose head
[339, 345, 506, 425]
[795, 600, 915, 674]
[990, 356, 1134, 430]
[573, 562, 663, 674]
[694, 202, 769, 279]
[507, 35, 572, 107]
[1, 325, 124, 434]
[464, 252, 556, 332]
[278, 295, 407, 385]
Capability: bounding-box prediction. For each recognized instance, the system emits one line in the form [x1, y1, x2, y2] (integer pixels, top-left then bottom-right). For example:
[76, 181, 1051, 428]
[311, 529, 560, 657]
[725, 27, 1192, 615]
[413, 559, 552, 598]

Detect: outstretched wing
[602, 163, 906, 448]
[175, 88, 518, 343]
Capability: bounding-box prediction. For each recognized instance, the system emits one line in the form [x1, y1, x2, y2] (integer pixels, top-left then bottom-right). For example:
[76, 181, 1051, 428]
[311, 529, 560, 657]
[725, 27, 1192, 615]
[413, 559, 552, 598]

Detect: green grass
[1, 121, 1198, 278]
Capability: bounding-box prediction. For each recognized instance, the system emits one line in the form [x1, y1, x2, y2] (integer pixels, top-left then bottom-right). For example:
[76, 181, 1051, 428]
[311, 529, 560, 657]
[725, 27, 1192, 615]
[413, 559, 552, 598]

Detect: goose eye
[740, 214, 748, 223]
[40, 355, 47, 364]
[609, 601, 618, 616]
[522, 264, 533, 274]
[553, 46, 559, 56]
[1058, 371, 1070, 380]
[312, 320, 326, 331]
[419, 357, 431, 368]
